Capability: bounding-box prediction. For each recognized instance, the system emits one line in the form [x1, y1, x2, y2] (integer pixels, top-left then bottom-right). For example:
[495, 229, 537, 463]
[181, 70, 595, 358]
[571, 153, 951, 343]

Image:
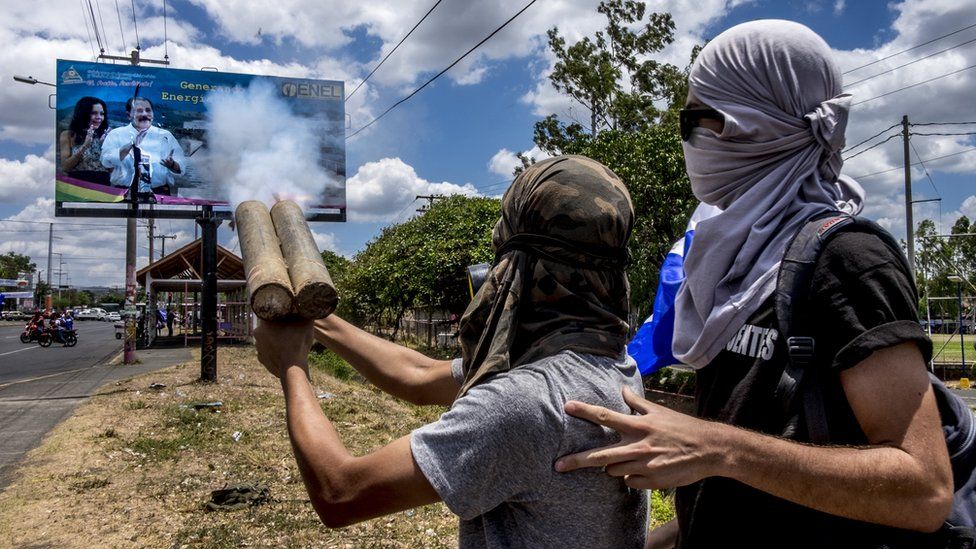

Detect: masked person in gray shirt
[254, 155, 647, 548]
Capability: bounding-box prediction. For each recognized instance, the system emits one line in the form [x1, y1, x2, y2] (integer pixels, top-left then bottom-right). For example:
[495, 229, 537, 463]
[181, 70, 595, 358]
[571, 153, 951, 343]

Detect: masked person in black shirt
[555, 19, 953, 548]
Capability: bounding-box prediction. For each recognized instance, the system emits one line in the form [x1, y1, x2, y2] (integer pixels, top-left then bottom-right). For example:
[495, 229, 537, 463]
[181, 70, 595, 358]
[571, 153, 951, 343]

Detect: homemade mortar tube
[235, 201, 295, 320]
[269, 200, 338, 319]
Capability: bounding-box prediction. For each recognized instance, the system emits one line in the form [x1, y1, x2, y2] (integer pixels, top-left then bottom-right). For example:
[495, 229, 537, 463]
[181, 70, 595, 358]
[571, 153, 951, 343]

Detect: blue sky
[1, 0, 975, 289]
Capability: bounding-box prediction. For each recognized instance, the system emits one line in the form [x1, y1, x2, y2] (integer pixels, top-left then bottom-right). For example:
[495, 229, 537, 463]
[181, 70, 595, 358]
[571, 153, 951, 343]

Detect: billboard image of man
[101, 97, 186, 201]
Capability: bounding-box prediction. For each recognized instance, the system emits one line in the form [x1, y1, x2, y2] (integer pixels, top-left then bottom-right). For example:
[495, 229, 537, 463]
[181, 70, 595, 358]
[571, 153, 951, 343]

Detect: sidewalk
[0, 346, 193, 491]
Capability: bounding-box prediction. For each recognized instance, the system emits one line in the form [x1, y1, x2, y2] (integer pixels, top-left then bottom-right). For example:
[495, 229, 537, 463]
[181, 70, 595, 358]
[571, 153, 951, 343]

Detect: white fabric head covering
[672, 19, 865, 368]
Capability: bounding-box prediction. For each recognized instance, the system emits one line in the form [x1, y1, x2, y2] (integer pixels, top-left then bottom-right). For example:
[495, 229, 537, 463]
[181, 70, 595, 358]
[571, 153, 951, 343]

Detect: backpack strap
[774, 213, 910, 443]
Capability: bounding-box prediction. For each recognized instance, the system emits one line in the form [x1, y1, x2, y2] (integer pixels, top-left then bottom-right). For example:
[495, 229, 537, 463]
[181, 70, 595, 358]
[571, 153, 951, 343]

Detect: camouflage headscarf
[457, 155, 634, 395]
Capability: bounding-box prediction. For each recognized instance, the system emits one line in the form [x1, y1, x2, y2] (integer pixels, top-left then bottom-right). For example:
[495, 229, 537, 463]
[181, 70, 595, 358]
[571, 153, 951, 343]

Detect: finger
[555, 441, 647, 472]
[622, 474, 661, 491]
[622, 387, 655, 414]
[564, 400, 635, 432]
[604, 460, 650, 478]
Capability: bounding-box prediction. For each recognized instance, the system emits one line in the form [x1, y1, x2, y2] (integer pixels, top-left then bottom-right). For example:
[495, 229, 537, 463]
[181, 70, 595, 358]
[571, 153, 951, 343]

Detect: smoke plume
[202, 80, 335, 211]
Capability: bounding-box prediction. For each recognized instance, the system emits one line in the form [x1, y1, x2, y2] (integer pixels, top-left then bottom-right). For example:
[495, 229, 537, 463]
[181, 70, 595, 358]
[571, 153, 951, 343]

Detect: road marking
[0, 346, 38, 358]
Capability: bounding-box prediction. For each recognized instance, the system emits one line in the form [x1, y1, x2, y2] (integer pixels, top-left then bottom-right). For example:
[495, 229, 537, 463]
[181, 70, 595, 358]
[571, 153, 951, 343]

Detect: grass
[308, 347, 357, 380]
[0, 344, 680, 546]
[0, 346, 458, 548]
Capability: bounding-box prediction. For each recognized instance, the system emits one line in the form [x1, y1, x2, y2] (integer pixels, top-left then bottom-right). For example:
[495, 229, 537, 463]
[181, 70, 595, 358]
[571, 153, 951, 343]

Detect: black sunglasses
[679, 107, 724, 141]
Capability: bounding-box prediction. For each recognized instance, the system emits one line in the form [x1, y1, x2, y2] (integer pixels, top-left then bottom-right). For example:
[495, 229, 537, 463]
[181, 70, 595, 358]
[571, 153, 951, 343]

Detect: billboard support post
[124, 212, 137, 364]
[198, 205, 221, 382]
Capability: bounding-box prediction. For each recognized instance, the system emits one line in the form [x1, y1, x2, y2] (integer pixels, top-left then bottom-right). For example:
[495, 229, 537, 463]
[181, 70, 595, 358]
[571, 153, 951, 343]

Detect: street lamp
[948, 274, 966, 373]
[12, 75, 56, 87]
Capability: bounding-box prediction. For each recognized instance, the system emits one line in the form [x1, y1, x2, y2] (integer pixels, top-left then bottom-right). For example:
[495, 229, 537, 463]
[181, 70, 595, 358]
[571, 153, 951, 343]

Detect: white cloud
[346, 157, 478, 222]
[834, 0, 847, 15]
[487, 145, 550, 178]
[519, 0, 747, 120]
[0, 153, 54, 205]
[835, 0, 976, 240]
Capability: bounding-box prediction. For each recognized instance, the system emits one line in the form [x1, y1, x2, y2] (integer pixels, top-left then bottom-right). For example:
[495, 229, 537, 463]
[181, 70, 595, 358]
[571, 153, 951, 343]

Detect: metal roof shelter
[136, 239, 251, 349]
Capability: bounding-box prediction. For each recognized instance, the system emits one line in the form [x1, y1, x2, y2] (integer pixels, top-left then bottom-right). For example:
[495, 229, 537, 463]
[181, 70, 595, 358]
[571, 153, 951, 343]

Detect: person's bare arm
[556, 342, 953, 533]
[314, 315, 458, 406]
[59, 131, 86, 171]
[256, 320, 441, 527]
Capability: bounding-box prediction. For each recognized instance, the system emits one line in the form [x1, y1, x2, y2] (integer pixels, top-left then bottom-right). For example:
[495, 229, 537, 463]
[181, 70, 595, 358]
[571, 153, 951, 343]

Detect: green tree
[343, 196, 500, 337]
[557, 128, 694, 322]
[33, 280, 50, 307]
[0, 252, 36, 280]
[533, 0, 687, 154]
[524, 0, 698, 323]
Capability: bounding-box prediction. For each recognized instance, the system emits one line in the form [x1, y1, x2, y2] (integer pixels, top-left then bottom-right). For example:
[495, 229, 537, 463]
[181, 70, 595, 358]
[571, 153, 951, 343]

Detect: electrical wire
[85, 0, 104, 53]
[910, 139, 941, 197]
[130, 0, 140, 50]
[852, 64, 976, 106]
[95, 0, 111, 53]
[851, 147, 976, 179]
[80, 0, 97, 60]
[114, 0, 128, 52]
[911, 121, 976, 126]
[911, 131, 976, 137]
[842, 133, 900, 161]
[842, 21, 976, 75]
[844, 36, 976, 89]
[347, 0, 538, 139]
[346, 0, 444, 102]
[162, 0, 169, 60]
[842, 123, 901, 154]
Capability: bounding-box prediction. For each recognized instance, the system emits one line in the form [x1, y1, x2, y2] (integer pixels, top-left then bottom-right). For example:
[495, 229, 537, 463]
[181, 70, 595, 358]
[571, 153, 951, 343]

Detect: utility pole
[46, 223, 53, 288]
[416, 194, 445, 213]
[118, 47, 168, 365]
[903, 115, 915, 276]
[148, 218, 155, 264]
[152, 233, 177, 259]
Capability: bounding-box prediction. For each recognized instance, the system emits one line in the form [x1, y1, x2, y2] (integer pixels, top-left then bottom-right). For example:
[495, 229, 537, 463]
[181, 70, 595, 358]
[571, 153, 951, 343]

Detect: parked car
[105, 311, 121, 322]
[75, 308, 107, 321]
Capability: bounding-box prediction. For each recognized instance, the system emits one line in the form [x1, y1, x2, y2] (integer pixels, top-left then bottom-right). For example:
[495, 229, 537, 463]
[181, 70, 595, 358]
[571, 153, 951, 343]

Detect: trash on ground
[148, 383, 166, 390]
[192, 401, 223, 411]
[317, 392, 336, 400]
[231, 431, 243, 442]
[205, 484, 271, 512]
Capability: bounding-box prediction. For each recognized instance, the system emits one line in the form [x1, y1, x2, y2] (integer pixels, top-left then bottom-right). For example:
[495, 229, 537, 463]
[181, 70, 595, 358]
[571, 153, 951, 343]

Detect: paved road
[0, 321, 119, 386]
[0, 320, 191, 492]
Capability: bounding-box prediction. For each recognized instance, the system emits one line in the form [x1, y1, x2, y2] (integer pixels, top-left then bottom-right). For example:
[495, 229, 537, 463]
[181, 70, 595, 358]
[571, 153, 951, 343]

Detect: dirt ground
[0, 347, 457, 548]
[0, 346, 679, 547]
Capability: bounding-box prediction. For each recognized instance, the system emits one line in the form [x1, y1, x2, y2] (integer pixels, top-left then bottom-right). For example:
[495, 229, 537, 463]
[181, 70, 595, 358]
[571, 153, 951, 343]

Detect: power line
[911, 131, 976, 137]
[842, 21, 976, 75]
[162, 0, 169, 60]
[842, 133, 900, 161]
[95, 0, 111, 53]
[852, 64, 976, 106]
[851, 147, 976, 179]
[842, 123, 901, 154]
[346, 0, 444, 102]
[347, 0, 538, 139]
[910, 139, 940, 197]
[85, 0, 105, 53]
[114, 0, 127, 51]
[911, 121, 976, 126]
[80, 0, 97, 60]
[130, 0, 141, 50]
[844, 36, 976, 89]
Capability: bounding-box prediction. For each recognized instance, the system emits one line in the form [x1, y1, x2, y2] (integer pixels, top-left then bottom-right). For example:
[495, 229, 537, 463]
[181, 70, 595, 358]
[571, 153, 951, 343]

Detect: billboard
[54, 60, 346, 221]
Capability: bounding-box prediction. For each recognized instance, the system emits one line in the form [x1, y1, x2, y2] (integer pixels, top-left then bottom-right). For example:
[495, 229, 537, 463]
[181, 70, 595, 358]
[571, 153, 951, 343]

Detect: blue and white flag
[628, 203, 722, 375]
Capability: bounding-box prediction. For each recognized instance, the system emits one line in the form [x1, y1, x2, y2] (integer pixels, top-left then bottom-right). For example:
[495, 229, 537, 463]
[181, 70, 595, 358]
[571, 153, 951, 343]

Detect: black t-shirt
[675, 230, 937, 548]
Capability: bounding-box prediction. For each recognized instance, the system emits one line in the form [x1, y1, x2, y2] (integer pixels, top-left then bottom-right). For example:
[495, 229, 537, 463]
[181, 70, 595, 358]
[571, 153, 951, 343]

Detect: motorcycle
[37, 328, 78, 348]
[19, 323, 43, 344]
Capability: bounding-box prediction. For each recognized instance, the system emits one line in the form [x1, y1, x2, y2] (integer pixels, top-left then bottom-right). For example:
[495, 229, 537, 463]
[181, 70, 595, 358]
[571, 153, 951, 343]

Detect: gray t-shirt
[410, 350, 647, 549]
